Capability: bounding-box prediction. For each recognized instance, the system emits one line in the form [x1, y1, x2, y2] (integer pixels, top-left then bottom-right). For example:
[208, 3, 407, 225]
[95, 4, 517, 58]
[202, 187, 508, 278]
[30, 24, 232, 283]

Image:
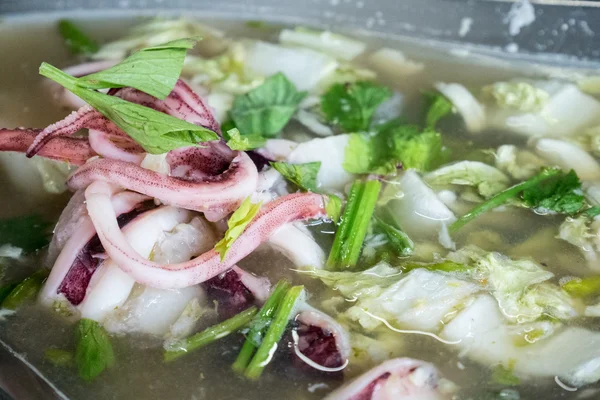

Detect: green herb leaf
[1, 269, 48, 310]
[450, 168, 563, 232]
[373, 216, 414, 257]
[0, 215, 52, 253]
[271, 161, 321, 192]
[225, 128, 266, 151]
[521, 169, 586, 215]
[423, 91, 453, 129]
[39, 63, 219, 154]
[328, 179, 381, 269]
[321, 81, 392, 132]
[214, 198, 262, 261]
[76, 38, 198, 99]
[75, 318, 115, 381]
[58, 20, 99, 55]
[583, 206, 600, 218]
[343, 125, 441, 175]
[45, 348, 75, 367]
[230, 73, 306, 137]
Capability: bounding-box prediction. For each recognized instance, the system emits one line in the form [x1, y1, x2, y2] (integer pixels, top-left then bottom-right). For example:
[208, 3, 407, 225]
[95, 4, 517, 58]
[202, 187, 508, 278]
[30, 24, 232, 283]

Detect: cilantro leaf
[271, 161, 321, 192]
[215, 198, 262, 261]
[423, 91, 453, 129]
[75, 318, 115, 381]
[40, 63, 219, 154]
[230, 73, 306, 138]
[321, 81, 392, 132]
[75, 38, 198, 100]
[521, 169, 585, 214]
[0, 215, 52, 253]
[58, 20, 99, 56]
[1, 269, 49, 310]
[343, 124, 441, 175]
[225, 128, 266, 151]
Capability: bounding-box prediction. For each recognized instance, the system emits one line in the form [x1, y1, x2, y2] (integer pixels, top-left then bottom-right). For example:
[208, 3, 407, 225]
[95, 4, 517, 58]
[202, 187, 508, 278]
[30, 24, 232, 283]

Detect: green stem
[232, 280, 290, 373]
[39, 62, 79, 91]
[164, 306, 257, 362]
[327, 179, 381, 269]
[449, 168, 561, 233]
[244, 286, 304, 380]
[1, 269, 48, 310]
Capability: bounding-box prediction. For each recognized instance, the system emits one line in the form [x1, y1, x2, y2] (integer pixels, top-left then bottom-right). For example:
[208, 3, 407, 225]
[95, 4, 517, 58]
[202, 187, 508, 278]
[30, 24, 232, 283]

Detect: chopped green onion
[244, 285, 304, 380]
[450, 168, 561, 233]
[562, 276, 600, 298]
[164, 306, 258, 362]
[327, 180, 381, 269]
[232, 280, 290, 373]
[1, 269, 48, 310]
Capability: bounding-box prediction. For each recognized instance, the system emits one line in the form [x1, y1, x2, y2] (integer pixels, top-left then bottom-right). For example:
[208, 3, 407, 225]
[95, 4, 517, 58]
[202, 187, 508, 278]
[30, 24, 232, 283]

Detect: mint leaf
[321, 81, 392, 132]
[0, 214, 52, 253]
[271, 161, 321, 192]
[214, 198, 262, 261]
[75, 38, 198, 100]
[343, 125, 441, 175]
[1, 269, 48, 310]
[225, 128, 265, 151]
[40, 63, 219, 154]
[230, 73, 306, 138]
[423, 91, 453, 129]
[75, 319, 115, 381]
[58, 20, 99, 56]
[521, 169, 585, 214]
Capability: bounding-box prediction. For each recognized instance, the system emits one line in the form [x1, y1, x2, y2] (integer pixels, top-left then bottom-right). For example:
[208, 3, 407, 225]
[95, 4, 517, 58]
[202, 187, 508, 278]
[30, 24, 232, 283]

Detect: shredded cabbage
[481, 81, 549, 112]
[495, 144, 546, 180]
[425, 161, 510, 198]
[279, 27, 366, 61]
[369, 48, 424, 77]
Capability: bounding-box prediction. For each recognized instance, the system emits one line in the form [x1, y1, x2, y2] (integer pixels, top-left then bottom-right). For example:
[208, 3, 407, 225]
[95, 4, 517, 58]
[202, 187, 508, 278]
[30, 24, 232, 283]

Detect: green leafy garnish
[0, 215, 52, 253]
[58, 20, 99, 55]
[76, 38, 198, 99]
[165, 306, 258, 362]
[450, 168, 562, 232]
[402, 260, 468, 273]
[230, 73, 306, 137]
[522, 169, 586, 214]
[75, 318, 115, 381]
[45, 348, 75, 367]
[1, 269, 48, 310]
[373, 216, 414, 257]
[562, 276, 600, 298]
[423, 91, 453, 129]
[343, 125, 441, 175]
[232, 280, 290, 373]
[39, 63, 219, 154]
[321, 81, 392, 132]
[0, 283, 18, 304]
[328, 179, 381, 269]
[271, 161, 321, 192]
[225, 128, 266, 151]
[214, 198, 262, 261]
